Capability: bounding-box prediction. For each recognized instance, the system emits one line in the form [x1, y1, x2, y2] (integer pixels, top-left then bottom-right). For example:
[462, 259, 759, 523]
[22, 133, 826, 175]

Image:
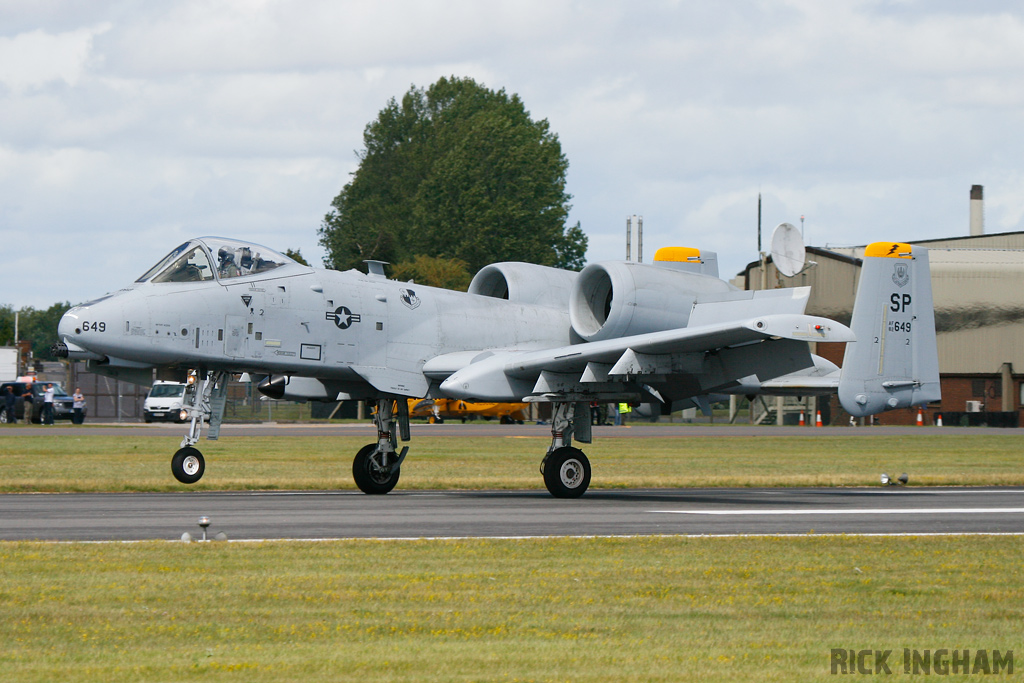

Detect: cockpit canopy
[136, 238, 296, 284]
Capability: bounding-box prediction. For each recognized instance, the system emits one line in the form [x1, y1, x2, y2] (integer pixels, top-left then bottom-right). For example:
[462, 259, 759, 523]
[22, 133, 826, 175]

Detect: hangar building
[742, 190, 1024, 426]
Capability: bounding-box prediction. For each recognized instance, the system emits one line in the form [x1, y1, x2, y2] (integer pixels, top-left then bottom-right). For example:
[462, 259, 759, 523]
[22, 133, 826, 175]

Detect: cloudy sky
[3, 0, 1023, 308]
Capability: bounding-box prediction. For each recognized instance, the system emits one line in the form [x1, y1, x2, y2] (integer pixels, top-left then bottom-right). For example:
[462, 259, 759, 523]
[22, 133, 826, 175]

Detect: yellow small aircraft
[408, 398, 528, 424]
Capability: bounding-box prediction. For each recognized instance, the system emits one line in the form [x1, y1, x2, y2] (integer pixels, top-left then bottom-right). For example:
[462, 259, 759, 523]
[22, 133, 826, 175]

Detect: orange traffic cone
[916, 408, 924, 426]
[798, 410, 805, 426]
[936, 413, 943, 427]
[815, 411, 823, 427]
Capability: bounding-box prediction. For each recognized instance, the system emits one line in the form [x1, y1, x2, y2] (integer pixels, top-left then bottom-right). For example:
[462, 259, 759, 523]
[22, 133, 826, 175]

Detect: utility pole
[758, 194, 767, 291]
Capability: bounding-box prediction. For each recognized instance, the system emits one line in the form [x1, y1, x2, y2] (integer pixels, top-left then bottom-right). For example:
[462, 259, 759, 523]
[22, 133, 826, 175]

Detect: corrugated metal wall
[930, 250, 1024, 373]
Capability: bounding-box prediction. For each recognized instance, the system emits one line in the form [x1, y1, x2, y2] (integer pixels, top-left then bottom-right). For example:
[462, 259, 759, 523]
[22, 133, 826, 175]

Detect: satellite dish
[770, 222, 806, 277]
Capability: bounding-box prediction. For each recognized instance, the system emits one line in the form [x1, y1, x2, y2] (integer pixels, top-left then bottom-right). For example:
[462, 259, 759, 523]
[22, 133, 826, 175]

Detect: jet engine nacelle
[468, 262, 578, 309]
[569, 261, 734, 342]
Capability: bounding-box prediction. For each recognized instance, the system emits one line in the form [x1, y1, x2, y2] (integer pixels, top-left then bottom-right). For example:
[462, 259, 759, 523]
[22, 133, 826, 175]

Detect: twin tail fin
[838, 242, 941, 417]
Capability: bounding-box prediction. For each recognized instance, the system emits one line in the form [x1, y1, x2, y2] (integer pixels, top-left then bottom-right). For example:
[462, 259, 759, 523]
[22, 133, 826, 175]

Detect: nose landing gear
[170, 370, 228, 485]
[171, 446, 205, 484]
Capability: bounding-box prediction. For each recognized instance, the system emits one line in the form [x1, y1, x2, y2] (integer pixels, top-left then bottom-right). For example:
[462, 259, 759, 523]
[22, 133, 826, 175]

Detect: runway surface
[3, 487, 1024, 542]
[5, 423, 1024, 541]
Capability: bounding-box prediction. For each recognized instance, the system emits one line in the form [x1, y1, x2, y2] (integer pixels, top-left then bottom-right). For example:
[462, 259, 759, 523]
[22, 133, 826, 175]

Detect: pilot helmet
[218, 248, 234, 263]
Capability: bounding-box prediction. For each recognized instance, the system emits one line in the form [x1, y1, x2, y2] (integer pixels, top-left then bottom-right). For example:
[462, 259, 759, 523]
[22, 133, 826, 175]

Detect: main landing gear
[539, 401, 592, 498]
[349, 398, 594, 498]
[170, 370, 228, 485]
[352, 398, 410, 494]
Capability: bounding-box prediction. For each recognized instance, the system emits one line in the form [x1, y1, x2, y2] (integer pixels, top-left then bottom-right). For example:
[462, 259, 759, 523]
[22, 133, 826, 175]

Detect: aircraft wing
[437, 313, 854, 403]
[350, 364, 431, 397]
[722, 355, 842, 397]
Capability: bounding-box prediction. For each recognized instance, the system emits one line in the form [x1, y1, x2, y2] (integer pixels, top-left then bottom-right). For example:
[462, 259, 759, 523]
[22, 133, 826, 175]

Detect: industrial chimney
[970, 185, 984, 236]
[626, 215, 643, 262]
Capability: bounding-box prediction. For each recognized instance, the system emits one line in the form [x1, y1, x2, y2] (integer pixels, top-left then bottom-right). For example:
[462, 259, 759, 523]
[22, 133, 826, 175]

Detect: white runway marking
[898, 489, 1024, 494]
[651, 507, 1024, 515]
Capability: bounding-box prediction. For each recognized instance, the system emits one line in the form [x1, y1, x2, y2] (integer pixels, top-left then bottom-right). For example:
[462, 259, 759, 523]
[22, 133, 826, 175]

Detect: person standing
[42, 383, 55, 425]
[3, 386, 16, 424]
[72, 387, 86, 424]
[21, 386, 33, 424]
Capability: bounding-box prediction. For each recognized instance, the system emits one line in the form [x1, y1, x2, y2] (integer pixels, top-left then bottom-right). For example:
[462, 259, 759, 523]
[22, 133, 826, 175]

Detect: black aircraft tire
[542, 447, 591, 498]
[352, 443, 400, 495]
[171, 447, 205, 484]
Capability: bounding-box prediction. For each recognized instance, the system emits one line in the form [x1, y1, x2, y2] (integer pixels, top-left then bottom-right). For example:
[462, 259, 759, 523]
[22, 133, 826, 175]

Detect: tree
[0, 302, 72, 360]
[390, 255, 472, 291]
[284, 249, 309, 266]
[318, 76, 587, 277]
[0, 304, 13, 348]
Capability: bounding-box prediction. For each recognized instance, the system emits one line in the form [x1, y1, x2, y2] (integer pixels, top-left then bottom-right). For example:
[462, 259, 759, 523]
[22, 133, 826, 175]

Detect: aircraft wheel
[352, 443, 400, 494]
[542, 446, 591, 498]
[171, 447, 205, 484]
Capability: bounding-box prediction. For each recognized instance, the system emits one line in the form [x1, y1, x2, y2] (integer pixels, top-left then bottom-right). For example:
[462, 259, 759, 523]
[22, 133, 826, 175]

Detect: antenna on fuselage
[364, 260, 389, 278]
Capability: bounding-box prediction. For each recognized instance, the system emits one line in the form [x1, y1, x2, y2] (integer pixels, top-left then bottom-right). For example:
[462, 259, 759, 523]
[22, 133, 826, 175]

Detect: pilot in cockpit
[140, 239, 291, 285]
[217, 248, 241, 278]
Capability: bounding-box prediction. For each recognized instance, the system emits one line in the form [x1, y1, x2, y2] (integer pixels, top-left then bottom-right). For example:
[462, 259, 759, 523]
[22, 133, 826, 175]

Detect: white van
[143, 381, 188, 422]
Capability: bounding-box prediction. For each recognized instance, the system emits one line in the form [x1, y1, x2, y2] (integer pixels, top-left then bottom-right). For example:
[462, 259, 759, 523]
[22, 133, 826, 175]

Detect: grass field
[2, 535, 1021, 682]
[0, 431, 1022, 492]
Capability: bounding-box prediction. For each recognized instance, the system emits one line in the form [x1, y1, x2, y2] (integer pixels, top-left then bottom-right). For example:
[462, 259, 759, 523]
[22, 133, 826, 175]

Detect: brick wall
[814, 343, 1023, 425]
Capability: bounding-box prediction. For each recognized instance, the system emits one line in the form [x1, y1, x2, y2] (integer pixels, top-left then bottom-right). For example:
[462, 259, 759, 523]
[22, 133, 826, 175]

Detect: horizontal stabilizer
[730, 355, 841, 397]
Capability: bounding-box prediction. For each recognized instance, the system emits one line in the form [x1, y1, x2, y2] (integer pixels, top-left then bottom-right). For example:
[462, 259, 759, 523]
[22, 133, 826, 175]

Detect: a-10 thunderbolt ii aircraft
[54, 235, 939, 497]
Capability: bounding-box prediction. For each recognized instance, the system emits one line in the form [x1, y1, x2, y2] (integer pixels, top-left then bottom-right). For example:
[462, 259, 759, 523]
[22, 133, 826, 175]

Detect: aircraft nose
[54, 300, 117, 361]
[57, 309, 78, 341]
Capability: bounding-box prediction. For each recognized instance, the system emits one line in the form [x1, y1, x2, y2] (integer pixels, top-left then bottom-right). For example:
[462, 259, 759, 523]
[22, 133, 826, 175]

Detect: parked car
[0, 380, 81, 423]
[143, 381, 189, 422]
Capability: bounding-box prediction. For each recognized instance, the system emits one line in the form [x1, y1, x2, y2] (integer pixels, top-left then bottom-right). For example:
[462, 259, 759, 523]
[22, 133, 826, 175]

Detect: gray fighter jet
[54, 237, 939, 497]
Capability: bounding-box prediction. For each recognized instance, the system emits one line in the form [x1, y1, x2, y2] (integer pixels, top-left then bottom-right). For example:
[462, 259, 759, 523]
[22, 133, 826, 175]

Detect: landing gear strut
[171, 370, 228, 485]
[352, 398, 409, 494]
[540, 401, 592, 498]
